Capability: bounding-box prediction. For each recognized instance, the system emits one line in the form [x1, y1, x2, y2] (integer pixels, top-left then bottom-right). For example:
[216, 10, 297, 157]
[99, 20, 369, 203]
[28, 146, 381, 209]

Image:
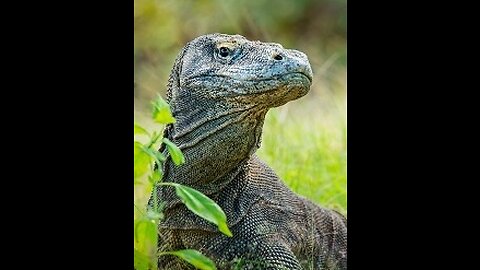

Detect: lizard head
[166, 33, 313, 110]
[159, 34, 313, 188]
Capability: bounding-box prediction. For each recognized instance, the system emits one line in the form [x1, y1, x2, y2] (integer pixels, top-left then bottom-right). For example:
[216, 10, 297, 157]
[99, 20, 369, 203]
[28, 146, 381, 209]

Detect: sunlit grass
[257, 94, 346, 215]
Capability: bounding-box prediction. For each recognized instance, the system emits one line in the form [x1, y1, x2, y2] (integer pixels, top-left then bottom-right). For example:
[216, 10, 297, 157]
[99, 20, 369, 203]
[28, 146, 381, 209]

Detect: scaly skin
[149, 33, 346, 269]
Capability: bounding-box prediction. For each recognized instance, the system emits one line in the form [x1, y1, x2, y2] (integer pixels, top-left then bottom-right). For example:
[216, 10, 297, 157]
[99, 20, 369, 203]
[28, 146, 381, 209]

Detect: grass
[256, 94, 346, 215]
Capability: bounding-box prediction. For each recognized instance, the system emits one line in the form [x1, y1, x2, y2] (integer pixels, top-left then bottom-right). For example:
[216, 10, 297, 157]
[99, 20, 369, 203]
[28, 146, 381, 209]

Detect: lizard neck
[162, 91, 268, 189]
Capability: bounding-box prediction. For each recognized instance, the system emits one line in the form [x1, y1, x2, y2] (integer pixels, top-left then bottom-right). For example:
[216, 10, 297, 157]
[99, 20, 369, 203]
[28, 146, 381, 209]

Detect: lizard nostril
[273, 54, 283, 61]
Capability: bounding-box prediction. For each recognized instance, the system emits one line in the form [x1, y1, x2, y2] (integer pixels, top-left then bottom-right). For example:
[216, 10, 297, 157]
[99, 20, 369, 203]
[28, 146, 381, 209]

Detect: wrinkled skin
[149, 34, 347, 269]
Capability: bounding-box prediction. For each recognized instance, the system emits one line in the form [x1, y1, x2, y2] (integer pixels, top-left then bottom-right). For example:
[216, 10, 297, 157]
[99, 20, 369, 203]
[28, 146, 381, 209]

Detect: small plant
[134, 95, 232, 270]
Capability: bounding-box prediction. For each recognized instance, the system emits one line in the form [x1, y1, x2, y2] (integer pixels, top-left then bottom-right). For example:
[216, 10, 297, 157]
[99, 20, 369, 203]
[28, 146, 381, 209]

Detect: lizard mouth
[286, 72, 312, 84]
[246, 72, 312, 88]
[183, 73, 311, 98]
[242, 72, 312, 84]
[186, 72, 312, 84]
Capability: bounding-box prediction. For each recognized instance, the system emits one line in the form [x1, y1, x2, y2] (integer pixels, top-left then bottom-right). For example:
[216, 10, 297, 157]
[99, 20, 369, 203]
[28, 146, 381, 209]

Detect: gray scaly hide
[149, 33, 347, 269]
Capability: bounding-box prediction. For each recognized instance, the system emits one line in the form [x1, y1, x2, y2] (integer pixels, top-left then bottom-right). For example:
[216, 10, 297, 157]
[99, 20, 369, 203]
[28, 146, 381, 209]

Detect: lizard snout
[268, 48, 313, 83]
[284, 49, 313, 83]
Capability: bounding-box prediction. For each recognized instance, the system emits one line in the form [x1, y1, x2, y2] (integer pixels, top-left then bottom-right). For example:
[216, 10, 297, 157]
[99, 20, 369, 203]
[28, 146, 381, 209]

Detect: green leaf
[162, 138, 185, 165]
[143, 147, 165, 169]
[147, 131, 162, 149]
[152, 95, 176, 124]
[134, 219, 158, 257]
[142, 148, 165, 186]
[148, 168, 162, 185]
[134, 123, 150, 137]
[218, 223, 232, 237]
[161, 249, 216, 270]
[154, 150, 166, 162]
[174, 184, 232, 237]
[146, 209, 163, 221]
[134, 248, 151, 270]
[134, 142, 151, 180]
[134, 219, 157, 244]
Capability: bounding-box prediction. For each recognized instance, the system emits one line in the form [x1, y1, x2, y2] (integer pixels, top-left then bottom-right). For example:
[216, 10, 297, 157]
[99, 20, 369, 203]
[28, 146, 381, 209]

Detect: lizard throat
[161, 106, 267, 191]
[153, 107, 267, 213]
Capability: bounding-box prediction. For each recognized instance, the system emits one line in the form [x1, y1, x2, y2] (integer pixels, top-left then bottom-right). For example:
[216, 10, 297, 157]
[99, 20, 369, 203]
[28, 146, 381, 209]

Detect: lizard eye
[218, 47, 231, 58]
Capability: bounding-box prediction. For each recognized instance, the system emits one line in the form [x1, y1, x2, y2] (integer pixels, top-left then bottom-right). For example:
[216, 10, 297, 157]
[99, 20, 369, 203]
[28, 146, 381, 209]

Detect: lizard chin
[260, 72, 311, 108]
[280, 72, 312, 89]
[289, 71, 312, 84]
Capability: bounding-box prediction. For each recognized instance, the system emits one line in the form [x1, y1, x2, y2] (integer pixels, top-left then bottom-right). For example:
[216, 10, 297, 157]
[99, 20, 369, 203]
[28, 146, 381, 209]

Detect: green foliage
[152, 94, 176, 124]
[134, 141, 151, 180]
[134, 248, 153, 270]
[134, 123, 150, 136]
[134, 95, 231, 269]
[134, 123, 163, 268]
[162, 138, 185, 165]
[134, 218, 158, 268]
[160, 250, 217, 270]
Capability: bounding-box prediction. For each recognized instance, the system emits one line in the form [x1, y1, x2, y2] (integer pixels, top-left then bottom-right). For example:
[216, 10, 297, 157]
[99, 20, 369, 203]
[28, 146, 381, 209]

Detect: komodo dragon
[148, 33, 347, 269]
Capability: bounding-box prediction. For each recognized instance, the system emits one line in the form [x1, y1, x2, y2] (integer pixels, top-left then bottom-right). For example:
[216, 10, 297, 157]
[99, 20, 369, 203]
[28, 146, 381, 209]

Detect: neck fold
[158, 93, 267, 208]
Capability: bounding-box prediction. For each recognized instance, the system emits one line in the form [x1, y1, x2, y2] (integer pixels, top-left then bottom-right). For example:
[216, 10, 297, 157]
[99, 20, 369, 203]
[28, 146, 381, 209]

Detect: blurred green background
[134, 0, 347, 214]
